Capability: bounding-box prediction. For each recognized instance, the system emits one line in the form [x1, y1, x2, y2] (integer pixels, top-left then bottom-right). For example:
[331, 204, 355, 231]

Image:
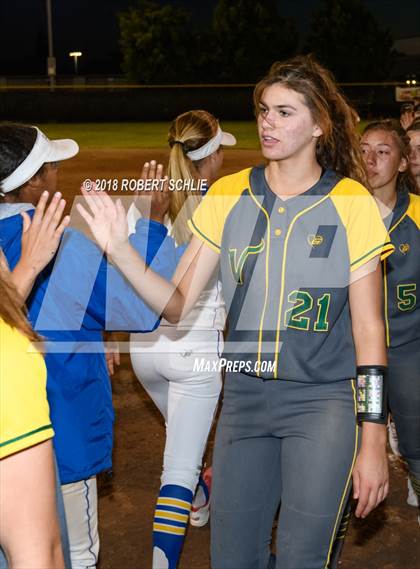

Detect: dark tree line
[305, 0, 396, 82]
[119, 0, 396, 84]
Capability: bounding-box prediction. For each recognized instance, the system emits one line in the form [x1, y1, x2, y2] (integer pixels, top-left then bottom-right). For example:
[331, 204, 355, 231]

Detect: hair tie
[171, 140, 185, 150]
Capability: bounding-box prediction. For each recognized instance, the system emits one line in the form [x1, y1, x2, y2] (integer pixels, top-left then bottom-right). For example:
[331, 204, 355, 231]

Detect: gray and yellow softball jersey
[189, 166, 393, 382]
[383, 190, 420, 348]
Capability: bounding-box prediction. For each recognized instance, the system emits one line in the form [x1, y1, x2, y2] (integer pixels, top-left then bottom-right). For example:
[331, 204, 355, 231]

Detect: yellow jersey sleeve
[0, 319, 53, 459]
[331, 178, 394, 272]
[188, 168, 252, 253]
[406, 193, 420, 230]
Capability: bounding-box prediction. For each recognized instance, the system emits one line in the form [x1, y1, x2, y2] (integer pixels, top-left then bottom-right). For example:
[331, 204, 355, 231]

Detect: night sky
[0, 0, 418, 76]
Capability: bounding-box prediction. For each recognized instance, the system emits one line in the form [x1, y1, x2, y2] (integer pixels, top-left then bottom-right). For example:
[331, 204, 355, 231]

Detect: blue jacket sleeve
[105, 218, 177, 331]
[34, 228, 105, 331]
[35, 220, 177, 332]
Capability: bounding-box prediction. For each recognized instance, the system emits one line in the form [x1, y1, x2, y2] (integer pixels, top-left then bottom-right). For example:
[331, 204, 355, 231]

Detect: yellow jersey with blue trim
[0, 318, 53, 459]
[383, 190, 420, 348]
[188, 166, 393, 382]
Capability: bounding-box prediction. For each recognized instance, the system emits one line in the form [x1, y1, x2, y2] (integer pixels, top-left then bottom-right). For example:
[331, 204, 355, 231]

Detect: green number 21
[284, 290, 331, 332]
[397, 283, 417, 311]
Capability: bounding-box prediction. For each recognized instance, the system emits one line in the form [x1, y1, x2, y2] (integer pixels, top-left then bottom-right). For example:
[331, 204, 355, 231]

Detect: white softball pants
[61, 477, 99, 569]
[130, 328, 223, 492]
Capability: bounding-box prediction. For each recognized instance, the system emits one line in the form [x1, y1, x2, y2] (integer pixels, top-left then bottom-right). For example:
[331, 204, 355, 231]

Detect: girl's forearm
[352, 318, 388, 450]
[109, 242, 185, 322]
[10, 260, 39, 302]
[359, 421, 387, 448]
[353, 321, 387, 366]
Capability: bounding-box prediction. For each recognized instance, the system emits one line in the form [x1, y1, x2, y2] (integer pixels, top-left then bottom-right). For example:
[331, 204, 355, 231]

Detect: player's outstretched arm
[349, 260, 389, 519]
[77, 187, 219, 323]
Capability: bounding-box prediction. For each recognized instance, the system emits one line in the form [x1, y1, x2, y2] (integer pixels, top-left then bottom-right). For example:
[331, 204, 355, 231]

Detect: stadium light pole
[69, 51, 82, 75]
[46, 0, 56, 89]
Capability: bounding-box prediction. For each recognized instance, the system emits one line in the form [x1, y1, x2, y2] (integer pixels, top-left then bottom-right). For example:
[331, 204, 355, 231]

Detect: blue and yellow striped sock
[152, 484, 193, 569]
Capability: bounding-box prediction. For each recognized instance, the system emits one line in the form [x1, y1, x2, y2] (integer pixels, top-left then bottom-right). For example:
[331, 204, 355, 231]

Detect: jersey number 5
[284, 290, 331, 332]
[397, 283, 417, 311]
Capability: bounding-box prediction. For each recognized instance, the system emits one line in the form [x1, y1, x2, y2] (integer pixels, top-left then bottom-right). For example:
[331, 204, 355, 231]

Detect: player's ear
[26, 169, 45, 189]
[210, 149, 221, 162]
[312, 124, 323, 138]
[398, 156, 408, 173]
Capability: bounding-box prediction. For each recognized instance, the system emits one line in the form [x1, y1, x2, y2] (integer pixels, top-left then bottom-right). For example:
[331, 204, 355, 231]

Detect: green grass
[39, 120, 368, 151]
[38, 121, 260, 150]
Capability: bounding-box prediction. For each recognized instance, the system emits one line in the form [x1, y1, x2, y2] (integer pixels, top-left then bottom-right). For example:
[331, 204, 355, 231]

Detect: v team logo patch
[228, 239, 265, 285]
[308, 225, 338, 259]
[308, 234, 324, 247]
[399, 243, 410, 255]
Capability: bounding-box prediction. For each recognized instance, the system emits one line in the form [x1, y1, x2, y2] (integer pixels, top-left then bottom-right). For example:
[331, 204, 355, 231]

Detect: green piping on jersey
[189, 218, 221, 252]
[189, 167, 253, 254]
[330, 179, 394, 271]
[0, 423, 53, 449]
[350, 242, 392, 268]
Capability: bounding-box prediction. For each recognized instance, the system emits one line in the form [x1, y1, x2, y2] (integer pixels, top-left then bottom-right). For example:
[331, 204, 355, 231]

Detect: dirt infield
[58, 149, 419, 569]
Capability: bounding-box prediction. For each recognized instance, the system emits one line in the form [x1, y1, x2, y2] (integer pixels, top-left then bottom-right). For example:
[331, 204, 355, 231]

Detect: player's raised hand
[77, 185, 129, 259]
[11, 191, 69, 301]
[400, 110, 414, 131]
[136, 160, 170, 224]
[140, 158, 166, 183]
[20, 190, 69, 274]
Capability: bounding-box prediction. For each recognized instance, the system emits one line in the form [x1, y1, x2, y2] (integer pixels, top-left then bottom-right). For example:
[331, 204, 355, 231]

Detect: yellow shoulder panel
[208, 167, 253, 196]
[407, 193, 420, 230]
[329, 178, 394, 271]
[188, 168, 252, 252]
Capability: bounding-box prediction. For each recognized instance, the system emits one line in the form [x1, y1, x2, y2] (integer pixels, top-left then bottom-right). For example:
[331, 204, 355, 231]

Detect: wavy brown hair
[167, 110, 219, 244]
[0, 250, 42, 344]
[254, 54, 367, 185]
[363, 119, 419, 195]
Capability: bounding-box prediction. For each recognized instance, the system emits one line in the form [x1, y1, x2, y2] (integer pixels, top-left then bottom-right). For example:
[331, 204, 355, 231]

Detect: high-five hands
[135, 160, 170, 224]
[77, 185, 129, 259]
[20, 191, 69, 274]
[11, 191, 70, 301]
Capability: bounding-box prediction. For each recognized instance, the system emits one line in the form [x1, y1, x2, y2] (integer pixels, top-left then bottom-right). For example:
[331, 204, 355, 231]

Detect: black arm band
[356, 365, 388, 424]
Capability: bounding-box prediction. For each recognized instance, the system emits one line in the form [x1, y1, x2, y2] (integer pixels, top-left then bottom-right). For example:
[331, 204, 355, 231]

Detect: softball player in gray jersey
[362, 120, 420, 525]
[77, 56, 392, 569]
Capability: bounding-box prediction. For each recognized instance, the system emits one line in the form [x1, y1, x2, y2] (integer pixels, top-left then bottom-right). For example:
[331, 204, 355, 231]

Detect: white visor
[1, 127, 79, 194]
[186, 126, 236, 161]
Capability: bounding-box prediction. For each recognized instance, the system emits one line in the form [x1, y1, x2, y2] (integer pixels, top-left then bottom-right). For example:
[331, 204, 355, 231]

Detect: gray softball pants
[388, 339, 420, 480]
[210, 372, 359, 569]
